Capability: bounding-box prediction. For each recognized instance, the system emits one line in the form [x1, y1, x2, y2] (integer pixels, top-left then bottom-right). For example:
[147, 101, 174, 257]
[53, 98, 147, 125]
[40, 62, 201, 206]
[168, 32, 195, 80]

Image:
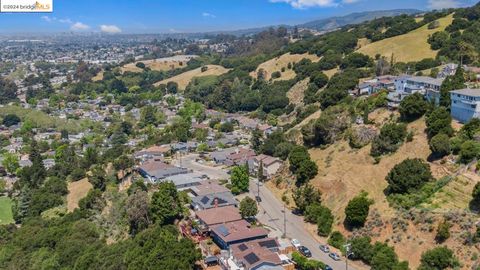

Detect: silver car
[319, 245, 330, 253]
[329, 252, 341, 261]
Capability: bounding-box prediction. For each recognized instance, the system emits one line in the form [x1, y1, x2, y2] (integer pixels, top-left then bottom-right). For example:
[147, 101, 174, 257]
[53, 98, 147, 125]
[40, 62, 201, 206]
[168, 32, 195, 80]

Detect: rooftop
[451, 88, 480, 97]
[195, 205, 242, 226]
[211, 220, 269, 243]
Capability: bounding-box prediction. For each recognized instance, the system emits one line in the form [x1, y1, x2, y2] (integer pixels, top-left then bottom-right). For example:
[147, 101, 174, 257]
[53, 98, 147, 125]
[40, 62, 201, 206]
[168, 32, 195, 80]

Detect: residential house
[195, 205, 243, 229]
[137, 160, 189, 183]
[190, 180, 230, 197]
[387, 75, 444, 108]
[225, 148, 256, 167]
[191, 191, 238, 211]
[450, 88, 480, 123]
[163, 172, 207, 190]
[226, 238, 286, 270]
[210, 220, 269, 249]
[134, 145, 171, 161]
[248, 155, 283, 179]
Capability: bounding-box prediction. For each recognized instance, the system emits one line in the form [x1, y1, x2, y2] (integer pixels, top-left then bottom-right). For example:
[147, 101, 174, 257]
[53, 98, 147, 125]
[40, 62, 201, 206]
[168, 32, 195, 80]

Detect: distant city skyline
[0, 0, 477, 34]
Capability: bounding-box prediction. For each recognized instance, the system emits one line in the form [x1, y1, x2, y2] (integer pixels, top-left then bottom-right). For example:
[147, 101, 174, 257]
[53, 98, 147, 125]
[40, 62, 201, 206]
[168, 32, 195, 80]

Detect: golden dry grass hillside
[357, 14, 454, 62]
[122, 55, 197, 73]
[154, 65, 230, 90]
[286, 78, 310, 106]
[250, 52, 320, 81]
[67, 178, 93, 212]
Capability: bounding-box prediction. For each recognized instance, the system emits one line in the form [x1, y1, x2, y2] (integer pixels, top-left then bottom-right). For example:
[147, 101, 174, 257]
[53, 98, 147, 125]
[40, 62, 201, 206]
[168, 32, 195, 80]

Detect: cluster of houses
[188, 180, 295, 270]
[354, 64, 480, 124]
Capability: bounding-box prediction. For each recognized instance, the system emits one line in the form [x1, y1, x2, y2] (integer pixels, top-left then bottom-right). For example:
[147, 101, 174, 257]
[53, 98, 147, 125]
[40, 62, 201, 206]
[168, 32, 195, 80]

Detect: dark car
[255, 195, 262, 202]
[325, 265, 333, 270]
[291, 208, 302, 215]
[298, 246, 312, 257]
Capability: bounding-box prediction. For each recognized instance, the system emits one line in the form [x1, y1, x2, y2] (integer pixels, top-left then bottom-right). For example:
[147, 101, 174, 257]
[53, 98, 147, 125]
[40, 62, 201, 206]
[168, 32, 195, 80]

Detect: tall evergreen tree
[439, 66, 465, 109]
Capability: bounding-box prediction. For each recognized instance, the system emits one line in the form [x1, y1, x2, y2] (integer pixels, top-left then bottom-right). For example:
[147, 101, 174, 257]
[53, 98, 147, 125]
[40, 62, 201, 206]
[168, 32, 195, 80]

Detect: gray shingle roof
[451, 88, 480, 97]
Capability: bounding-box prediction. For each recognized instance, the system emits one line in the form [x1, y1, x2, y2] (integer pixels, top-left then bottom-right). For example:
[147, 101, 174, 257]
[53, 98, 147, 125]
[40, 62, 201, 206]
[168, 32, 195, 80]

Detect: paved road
[172, 154, 229, 180]
[249, 180, 356, 270]
[173, 154, 356, 269]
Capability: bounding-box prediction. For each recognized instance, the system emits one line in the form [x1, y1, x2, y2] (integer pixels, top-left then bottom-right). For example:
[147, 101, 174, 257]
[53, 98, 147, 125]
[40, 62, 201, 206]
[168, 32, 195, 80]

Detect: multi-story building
[450, 88, 480, 123]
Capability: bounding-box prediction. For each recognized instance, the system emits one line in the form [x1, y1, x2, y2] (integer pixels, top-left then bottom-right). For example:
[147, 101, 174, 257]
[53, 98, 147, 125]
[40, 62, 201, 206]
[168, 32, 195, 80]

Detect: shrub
[386, 158, 433, 194]
[435, 220, 451, 243]
[345, 192, 373, 228]
[271, 71, 281, 79]
[328, 231, 346, 249]
[429, 133, 451, 158]
[399, 93, 427, 121]
[370, 123, 407, 157]
[459, 140, 480, 163]
[419, 247, 459, 270]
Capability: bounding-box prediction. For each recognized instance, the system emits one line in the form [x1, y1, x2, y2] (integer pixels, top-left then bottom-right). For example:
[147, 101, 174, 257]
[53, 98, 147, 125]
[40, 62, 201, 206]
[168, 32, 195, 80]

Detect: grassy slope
[67, 178, 93, 212]
[357, 14, 454, 62]
[250, 52, 320, 81]
[153, 65, 230, 90]
[0, 197, 13, 225]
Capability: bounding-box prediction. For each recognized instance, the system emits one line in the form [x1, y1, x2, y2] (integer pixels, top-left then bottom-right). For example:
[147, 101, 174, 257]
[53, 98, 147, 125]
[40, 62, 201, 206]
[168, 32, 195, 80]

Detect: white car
[291, 239, 301, 249]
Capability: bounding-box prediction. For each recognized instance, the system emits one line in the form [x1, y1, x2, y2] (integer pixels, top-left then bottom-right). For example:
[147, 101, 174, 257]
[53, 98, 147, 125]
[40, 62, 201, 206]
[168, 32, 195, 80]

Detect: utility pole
[344, 243, 353, 270]
[282, 204, 286, 238]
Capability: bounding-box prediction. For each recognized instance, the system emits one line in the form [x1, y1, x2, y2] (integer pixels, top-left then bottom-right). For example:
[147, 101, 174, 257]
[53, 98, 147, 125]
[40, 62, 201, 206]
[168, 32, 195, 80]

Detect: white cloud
[202, 12, 216, 18]
[100, 24, 122, 34]
[269, 0, 338, 8]
[428, 0, 461, 9]
[342, 0, 360, 3]
[41, 15, 53, 22]
[70, 22, 90, 31]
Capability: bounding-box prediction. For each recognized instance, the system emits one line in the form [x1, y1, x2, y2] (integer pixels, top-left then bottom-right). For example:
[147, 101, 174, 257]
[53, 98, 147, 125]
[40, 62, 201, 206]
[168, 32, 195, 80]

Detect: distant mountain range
[298, 9, 422, 31]
[192, 8, 423, 38]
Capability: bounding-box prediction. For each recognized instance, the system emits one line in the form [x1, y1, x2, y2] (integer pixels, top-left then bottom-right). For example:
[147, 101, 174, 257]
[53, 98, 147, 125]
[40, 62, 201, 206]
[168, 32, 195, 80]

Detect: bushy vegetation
[345, 192, 373, 229]
[349, 236, 409, 270]
[385, 158, 433, 195]
[370, 122, 407, 157]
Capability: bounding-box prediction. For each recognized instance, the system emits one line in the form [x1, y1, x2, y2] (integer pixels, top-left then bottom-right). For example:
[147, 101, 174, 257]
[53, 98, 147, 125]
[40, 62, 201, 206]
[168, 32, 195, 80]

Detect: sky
[0, 0, 477, 34]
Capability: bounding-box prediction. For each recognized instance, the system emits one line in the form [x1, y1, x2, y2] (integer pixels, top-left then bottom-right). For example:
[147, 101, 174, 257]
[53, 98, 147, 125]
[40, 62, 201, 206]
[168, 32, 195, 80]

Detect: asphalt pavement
[249, 180, 357, 270]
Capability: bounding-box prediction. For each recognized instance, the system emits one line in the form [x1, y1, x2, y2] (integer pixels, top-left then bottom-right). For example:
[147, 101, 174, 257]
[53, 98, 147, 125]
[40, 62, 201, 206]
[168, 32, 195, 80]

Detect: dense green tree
[126, 190, 150, 235]
[230, 166, 249, 194]
[296, 160, 318, 185]
[429, 133, 451, 158]
[426, 107, 454, 138]
[399, 93, 428, 121]
[293, 183, 322, 213]
[418, 247, 459, 270]
[2, 114, 20, 127]
[88, 166, 108, 191]
[304, 203, 334, 236]
[239, 196, 258, 218]
[345, 192, 374, 228]
[150, 182, 183, 225]
[459, 140, 480, 163]
[371, 123, 407, 157]
[386, 158, 433, 194]
[0, 77, 18, 104]
[328, 231, 346, 249]
[439, 66, 465, 109]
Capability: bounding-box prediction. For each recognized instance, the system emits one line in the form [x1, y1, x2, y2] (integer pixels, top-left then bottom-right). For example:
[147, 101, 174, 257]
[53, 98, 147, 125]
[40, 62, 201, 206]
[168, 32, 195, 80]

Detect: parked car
[298, 246, 312, 257]
[291, 239, 301, 249]
[319, 245, 330, 253]
[325, 265, 333, 270]
[255, 195, 262, 202]
[329, 252, 341, 261]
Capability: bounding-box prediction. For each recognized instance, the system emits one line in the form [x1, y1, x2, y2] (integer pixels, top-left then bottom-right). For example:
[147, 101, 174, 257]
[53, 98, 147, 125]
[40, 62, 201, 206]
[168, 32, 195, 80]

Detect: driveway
[249, 180, 357, 270]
